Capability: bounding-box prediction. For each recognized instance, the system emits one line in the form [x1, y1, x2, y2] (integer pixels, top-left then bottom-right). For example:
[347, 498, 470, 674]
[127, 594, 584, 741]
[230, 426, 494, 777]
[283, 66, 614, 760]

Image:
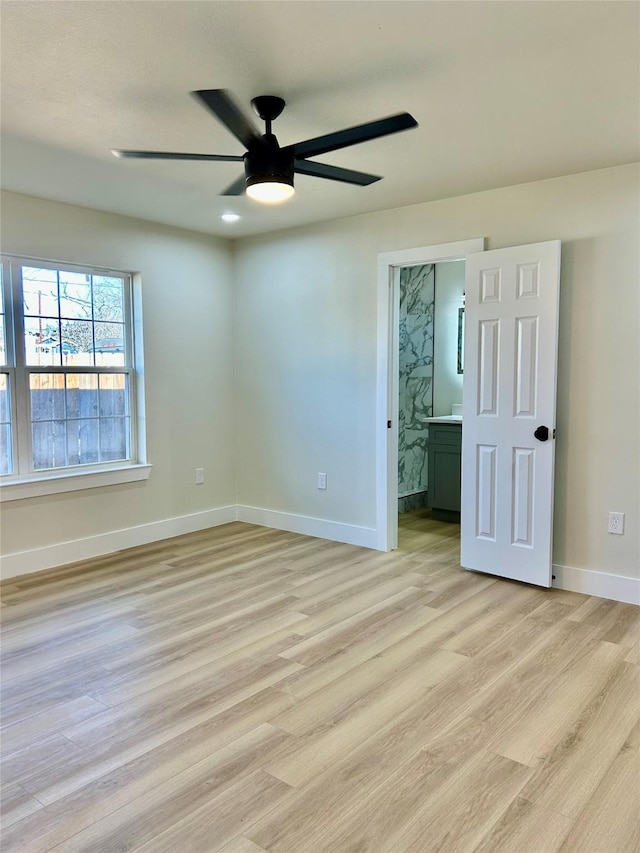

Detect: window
[0, 256, 149, 500]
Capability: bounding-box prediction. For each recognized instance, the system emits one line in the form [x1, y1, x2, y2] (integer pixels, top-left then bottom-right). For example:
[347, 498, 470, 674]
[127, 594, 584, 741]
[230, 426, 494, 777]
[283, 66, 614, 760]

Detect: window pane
[59, 279, 93, 320]
[99, 374, 128, 417]
[67, 419, 99, 466]
[22, 269, 129, 368]
[0, 265, 5, 367]
[32, 420, 67, 469]
[30, 374, 65, 421]
[0, 374, 10, 422]
[66, 374, 98, 419]
[22, 267, 59, 316]
[0, 375, 11, 475]
[59, 270, 92, 287]
[24, 316, 61, 366]
[93, 276, 124, 323]
[60, 319, 93, 363]
[0, 424, 11, 474]
[100, 417, 129, 462]
[29, 373, 132, 468]
[93, 321, 125, 366]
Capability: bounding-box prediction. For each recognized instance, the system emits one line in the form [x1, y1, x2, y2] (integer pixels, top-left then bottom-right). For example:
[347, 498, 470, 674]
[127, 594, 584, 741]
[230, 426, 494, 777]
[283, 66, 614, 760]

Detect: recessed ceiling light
[221, 213, 240, 223]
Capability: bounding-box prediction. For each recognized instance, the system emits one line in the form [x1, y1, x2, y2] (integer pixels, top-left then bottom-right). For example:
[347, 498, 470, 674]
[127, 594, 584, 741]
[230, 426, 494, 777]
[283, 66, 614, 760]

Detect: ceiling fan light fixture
[246, 176, 294, 204]
[113, 90, 418, 202]
[244, 137, 295, 204]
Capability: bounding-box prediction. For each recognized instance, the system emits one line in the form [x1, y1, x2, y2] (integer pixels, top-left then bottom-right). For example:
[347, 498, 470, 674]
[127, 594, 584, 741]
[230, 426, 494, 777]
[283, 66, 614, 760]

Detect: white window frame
[0, 255, 150, 502]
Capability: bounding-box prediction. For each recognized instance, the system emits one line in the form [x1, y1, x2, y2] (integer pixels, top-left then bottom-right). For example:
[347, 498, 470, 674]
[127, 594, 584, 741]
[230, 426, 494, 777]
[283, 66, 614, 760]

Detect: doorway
[378, 238, 561, 591]
[375, 238, 485, 552]
[396, 260, 464, 555]
[397, 260, 465, 521]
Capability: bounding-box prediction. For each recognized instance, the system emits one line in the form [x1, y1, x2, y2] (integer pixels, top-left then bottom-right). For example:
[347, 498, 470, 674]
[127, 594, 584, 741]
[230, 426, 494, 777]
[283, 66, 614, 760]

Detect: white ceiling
[1, 1, 638, 238]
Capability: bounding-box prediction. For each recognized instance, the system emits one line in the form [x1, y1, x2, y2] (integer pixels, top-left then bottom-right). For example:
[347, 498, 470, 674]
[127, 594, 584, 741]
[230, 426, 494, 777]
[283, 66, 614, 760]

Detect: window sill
[0, 463, 152, 502]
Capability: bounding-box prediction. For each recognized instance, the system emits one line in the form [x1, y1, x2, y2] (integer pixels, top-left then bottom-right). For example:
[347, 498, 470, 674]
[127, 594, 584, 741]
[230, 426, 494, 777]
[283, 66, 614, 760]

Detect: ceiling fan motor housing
[244, 134, 294, 188]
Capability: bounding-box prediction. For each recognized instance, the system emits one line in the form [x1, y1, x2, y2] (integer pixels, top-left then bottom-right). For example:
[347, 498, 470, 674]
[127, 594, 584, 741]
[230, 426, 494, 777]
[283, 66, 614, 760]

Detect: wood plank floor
[1, 510, 639, 852]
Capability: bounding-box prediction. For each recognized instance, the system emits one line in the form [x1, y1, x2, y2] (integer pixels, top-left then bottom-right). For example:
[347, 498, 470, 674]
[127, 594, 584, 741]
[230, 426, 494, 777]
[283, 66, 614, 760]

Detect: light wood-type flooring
[1, 511, 639, 852]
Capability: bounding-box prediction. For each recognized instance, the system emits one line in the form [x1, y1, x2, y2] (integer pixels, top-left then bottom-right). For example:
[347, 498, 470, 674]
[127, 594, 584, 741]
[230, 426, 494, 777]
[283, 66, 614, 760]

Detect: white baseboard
[553, 563, 640, 605]
[237, 505, 378, 550]
[0, 506, 238, 581]
[2, 508, 637, 608]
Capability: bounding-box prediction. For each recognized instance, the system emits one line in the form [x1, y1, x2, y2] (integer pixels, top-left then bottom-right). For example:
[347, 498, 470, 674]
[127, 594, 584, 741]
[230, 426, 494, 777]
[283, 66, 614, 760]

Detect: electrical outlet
[195, 468, 205, 485]
[608, 511, 624, 535]
[317, 472, 327, 490]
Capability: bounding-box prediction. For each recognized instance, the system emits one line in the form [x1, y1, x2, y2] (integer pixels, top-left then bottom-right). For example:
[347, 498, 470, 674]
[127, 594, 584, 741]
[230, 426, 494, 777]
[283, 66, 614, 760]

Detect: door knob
[534, 425, 549, 442]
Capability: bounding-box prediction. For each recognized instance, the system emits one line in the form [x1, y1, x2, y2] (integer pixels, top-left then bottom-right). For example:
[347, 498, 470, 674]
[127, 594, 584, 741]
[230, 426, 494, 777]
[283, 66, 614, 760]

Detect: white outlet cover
[608, 511, 624, 534]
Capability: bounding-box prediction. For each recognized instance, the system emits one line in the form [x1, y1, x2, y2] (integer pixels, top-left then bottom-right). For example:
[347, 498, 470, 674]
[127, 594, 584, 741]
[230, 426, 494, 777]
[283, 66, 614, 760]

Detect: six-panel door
[461, 241, 561, 587]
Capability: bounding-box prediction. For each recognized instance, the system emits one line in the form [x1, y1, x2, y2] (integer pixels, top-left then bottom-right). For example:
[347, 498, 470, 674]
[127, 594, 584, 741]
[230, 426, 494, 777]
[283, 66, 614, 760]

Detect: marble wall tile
[399, 263, 435, 315]
[398, 264, 434, 499]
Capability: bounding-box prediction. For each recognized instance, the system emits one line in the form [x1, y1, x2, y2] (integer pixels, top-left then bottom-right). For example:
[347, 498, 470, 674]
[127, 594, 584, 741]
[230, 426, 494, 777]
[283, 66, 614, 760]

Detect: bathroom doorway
[397, 259, 465, 529]
[378, 238, 561, 591]
[375, 237, 484, 552]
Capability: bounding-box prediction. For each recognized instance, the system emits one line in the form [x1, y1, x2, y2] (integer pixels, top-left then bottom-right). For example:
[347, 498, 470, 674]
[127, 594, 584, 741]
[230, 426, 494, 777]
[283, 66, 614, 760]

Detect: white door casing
[376, 238, 485, 551]
[461, 241, 561, 587]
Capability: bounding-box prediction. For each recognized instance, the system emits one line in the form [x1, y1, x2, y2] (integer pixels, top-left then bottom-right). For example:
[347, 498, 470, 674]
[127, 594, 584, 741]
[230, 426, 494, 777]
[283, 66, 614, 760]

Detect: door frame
[375, 238, 485, 551]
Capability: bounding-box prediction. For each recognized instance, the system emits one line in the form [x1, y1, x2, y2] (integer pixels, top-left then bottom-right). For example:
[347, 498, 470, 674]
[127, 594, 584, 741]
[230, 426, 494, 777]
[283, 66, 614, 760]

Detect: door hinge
[387, 420, 392, 429]
[553, 428, 556, 439]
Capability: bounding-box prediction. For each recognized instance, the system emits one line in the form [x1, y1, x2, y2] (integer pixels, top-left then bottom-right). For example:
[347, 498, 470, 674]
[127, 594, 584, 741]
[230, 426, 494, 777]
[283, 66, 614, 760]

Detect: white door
[461, 241, 561, 587]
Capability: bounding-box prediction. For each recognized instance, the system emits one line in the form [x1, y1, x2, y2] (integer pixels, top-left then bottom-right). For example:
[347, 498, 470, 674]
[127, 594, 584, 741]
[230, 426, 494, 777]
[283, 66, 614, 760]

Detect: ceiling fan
[111, 89, 418, 204]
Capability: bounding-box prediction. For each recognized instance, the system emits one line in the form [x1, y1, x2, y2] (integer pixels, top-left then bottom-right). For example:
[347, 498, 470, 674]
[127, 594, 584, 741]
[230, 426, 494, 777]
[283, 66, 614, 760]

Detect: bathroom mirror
[457, 307, 464, 374]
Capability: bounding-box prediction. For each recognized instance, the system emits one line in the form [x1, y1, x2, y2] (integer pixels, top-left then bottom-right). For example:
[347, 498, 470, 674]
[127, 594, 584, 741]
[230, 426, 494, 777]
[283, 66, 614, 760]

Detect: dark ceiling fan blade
[294, 159, 381, 186]
[293, 112, 417, 160]
[111, 149, 244, 162]
[220, 174, 247, 196]
[191, 89, 261, 149]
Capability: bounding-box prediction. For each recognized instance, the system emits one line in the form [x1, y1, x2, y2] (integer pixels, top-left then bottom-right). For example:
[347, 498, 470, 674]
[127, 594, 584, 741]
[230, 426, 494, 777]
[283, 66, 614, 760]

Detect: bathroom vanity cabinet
[425, 418, 462, 523]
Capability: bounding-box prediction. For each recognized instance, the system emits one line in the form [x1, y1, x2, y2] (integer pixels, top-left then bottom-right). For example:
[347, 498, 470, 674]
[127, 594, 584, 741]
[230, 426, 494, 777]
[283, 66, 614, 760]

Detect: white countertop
[419, 415, 463, 424]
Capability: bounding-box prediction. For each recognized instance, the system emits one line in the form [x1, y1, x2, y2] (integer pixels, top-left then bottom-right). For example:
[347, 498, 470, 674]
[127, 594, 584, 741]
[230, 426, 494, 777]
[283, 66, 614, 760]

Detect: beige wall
[0, 191, 236, 558]
[234, 164, 639, 579]
[2, 164, 638, 583]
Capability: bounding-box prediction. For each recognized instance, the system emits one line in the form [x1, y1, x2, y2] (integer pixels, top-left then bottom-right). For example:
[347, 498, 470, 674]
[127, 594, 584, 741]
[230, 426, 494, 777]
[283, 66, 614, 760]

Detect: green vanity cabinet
[426, 421, 462, 523]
